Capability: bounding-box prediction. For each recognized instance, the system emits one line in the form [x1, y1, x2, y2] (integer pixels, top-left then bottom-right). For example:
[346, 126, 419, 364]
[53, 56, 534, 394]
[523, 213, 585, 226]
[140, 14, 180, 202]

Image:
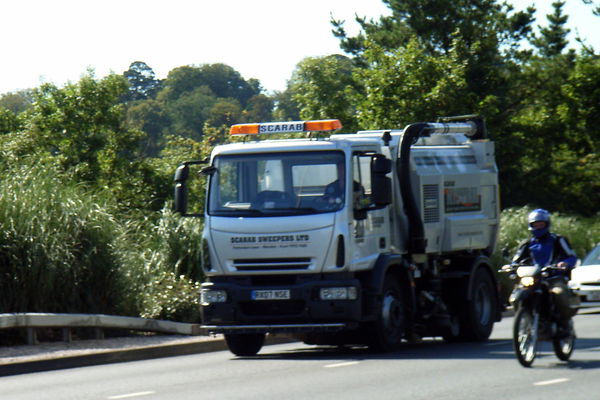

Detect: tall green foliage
[22, 72, 169, 212]
[289, 55, 359, 131]
[0, 165, 130, 314]
[352, 38, 471, 128]
[116, 208, 203, 322]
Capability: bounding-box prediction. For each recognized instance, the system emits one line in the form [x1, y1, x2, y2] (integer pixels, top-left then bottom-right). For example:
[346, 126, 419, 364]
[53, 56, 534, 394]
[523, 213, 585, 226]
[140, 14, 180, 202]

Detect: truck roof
[211, 135, 395, 157]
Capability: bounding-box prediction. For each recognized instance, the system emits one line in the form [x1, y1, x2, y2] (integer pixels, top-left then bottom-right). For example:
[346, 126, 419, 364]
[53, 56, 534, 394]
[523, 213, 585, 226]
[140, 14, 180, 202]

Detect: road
[2, 309, 600, 400]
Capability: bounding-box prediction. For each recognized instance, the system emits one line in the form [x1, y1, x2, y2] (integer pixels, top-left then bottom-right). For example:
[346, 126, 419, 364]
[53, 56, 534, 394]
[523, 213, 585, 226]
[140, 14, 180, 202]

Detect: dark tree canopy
[123, 61, 161, 101]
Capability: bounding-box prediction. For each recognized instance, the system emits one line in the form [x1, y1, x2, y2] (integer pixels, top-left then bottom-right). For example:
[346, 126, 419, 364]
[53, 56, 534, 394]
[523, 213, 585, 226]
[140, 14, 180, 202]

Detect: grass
[0, 164, 203, 322]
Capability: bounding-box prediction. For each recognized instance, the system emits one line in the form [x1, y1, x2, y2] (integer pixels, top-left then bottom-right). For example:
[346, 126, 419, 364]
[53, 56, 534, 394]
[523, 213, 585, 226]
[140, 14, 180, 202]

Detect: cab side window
[352, 154, 372, 207]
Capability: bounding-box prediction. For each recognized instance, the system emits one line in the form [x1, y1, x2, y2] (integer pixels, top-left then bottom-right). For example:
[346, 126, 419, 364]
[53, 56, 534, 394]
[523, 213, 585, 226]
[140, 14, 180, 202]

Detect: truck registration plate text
[252, 289, 290, 301]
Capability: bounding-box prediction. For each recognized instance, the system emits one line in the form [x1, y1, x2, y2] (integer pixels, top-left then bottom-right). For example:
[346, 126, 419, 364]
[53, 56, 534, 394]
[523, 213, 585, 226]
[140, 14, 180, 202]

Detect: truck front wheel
[462, 268, 496, 341]
[225, 333, 265, 356]
[369, 275, 405, 352]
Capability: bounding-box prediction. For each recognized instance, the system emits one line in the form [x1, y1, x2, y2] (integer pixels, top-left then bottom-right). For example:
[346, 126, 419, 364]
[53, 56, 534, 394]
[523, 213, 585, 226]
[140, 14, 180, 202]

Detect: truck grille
[240, 300, 305, 316]
[233, 258, 312, 272]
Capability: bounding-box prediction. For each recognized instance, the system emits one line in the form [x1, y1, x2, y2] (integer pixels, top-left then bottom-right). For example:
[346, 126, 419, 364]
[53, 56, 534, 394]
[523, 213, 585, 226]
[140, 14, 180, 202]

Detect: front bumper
[572, 286, 600, 302]
[200, 275, 362, 333]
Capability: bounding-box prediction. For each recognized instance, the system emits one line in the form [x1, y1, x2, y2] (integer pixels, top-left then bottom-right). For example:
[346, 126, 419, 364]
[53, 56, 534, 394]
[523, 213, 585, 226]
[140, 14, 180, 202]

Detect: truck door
[349, 150, 390, 270]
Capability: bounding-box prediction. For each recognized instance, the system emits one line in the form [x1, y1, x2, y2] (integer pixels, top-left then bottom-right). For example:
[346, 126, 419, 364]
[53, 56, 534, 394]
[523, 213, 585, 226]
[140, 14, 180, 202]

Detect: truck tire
[369, 275, 405, 352]
[462, 267, 496, 341]
[225, 333, 265, 356]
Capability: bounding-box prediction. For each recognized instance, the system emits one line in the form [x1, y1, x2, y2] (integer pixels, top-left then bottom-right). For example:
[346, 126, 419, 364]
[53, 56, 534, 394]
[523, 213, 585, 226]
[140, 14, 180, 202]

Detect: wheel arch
[359, 254, 416, 321]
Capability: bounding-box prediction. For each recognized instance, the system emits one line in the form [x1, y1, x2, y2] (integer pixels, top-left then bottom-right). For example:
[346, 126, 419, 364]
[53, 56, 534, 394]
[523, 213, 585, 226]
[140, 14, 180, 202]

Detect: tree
[159, 64, 260, 107]
[163, 85, 217, 139]
[243, 94, 274, 123]
[532, 1, 570, 57]
[289, 55, 359, 131]
[0, 108, 21, 134]
[126, 99, 172, 156]
[123, 61, 161, 101]
[206, 99, 242, 128]
[496, 2, 599, 214]
[352, 38, 471, 129]
[0, 90, 33, 114]
[272, 89, 301, 121]
[332, 0, 535, 58]
[326, 0, 599, 215]
[196, 63, 260, 106]
[24, 72, 166, 211]
[332, 0, 536, 113]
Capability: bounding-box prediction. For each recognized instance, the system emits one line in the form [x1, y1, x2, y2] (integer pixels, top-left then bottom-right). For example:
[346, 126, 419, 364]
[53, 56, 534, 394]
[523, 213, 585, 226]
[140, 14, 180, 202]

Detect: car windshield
[207, 151, 346, 217]
[582, 245, 600, 266]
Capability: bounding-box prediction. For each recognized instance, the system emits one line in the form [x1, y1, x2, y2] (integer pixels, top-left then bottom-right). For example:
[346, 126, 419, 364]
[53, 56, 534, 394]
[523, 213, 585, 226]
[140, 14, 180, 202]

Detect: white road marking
[534, 378, 570, 386]
[324, 361, 360, 368]
[485, 340, 511, 346]
[107, 391, 155, 399]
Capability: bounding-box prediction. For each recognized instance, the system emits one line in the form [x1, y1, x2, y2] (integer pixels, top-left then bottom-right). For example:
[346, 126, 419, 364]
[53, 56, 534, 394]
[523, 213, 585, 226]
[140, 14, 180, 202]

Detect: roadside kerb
[0, 313, 296, 376]
[0, 334, 294, 377]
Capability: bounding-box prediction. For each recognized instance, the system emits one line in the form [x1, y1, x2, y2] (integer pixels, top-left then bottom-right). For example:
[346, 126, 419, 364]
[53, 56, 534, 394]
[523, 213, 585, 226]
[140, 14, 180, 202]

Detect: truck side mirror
[173, 160, 209, 217]
[372, 175, 392, 206]
[174, 182, 188, 214]
[371, 155, 392, 207]
[174, 164, 190, 214]
[174, 163, 189, 182]
[372, 155, 392, 174]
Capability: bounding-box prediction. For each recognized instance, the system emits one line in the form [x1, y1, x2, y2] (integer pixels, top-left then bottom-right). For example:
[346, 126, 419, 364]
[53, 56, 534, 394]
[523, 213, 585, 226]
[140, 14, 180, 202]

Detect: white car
[570, 244, 600, 302]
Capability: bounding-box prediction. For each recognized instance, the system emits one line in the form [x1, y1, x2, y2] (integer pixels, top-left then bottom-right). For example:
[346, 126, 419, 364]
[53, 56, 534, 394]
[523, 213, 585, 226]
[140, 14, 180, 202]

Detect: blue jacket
[513, 233, 577, 274]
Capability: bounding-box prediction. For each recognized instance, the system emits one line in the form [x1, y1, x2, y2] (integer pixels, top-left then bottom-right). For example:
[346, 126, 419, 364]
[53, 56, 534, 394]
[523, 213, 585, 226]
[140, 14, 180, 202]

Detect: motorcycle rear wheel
[513, 308, 538, 367]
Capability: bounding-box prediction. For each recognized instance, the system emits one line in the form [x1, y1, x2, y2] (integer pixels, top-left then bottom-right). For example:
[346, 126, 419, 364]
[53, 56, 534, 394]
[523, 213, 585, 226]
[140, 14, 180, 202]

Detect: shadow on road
[237, 337, 600, 368]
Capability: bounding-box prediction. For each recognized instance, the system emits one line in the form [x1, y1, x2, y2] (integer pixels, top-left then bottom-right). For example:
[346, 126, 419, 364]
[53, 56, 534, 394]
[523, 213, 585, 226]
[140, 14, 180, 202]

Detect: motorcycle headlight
[520, 277, 535, 287]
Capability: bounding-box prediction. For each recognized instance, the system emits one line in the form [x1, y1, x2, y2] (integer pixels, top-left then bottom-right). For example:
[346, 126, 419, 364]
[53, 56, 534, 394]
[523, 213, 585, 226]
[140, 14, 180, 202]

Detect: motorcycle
[501, 263, 576, 367]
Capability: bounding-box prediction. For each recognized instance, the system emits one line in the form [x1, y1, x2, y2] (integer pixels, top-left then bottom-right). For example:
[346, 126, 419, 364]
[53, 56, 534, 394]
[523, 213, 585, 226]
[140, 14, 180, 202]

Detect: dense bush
[119, 208, 203, 322]
[0, 164, 130, 314]
[0, 165, 203, 322]
[495, 206, 600, 262]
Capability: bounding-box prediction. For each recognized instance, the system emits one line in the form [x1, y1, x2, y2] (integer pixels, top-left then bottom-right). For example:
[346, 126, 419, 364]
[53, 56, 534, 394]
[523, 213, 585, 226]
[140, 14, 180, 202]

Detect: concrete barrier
[0, 313, 203, 344]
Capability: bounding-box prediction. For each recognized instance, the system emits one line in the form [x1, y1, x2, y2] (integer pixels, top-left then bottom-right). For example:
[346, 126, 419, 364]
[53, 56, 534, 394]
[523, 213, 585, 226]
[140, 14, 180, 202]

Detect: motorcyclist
[503, 208, 578, 336]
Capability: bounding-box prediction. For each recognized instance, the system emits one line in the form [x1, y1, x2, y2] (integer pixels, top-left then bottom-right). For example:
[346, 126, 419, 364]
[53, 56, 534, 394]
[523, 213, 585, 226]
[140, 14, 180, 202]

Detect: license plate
[251, 289, 290, 301]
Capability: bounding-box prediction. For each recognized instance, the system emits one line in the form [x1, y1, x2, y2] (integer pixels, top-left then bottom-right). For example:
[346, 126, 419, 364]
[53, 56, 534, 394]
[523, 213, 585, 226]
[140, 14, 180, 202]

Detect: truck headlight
[319, 287, 358, 300]
[200, 289, 227, 305]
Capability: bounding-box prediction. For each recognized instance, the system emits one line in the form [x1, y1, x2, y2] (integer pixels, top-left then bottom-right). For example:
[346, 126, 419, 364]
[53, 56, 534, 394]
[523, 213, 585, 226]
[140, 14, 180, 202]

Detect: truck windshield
[208, 151, 345, 217]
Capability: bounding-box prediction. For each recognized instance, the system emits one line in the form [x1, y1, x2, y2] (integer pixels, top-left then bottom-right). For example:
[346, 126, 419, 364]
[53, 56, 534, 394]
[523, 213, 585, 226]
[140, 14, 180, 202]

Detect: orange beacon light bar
[230, 119, 342, 135]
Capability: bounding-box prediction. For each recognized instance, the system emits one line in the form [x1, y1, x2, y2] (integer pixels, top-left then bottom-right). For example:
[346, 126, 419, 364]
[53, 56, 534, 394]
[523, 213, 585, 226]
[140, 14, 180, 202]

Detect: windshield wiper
[212, 208, 265, 216]
[265, 207, 328, 214]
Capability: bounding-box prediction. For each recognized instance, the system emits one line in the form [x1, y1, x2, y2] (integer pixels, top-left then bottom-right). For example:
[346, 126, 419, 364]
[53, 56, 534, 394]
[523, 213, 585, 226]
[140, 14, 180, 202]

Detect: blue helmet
[528, 208, 551, 238]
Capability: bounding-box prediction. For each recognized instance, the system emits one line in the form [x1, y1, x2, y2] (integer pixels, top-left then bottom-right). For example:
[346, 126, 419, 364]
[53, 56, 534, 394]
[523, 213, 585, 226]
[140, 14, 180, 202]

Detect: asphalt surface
[1, 306, 597, 377]
[0, 333, 295, 377]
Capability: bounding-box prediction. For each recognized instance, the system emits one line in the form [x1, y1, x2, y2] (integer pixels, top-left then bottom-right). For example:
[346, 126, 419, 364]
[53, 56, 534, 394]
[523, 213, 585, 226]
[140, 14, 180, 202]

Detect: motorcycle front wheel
[513, 307, 538, 367]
